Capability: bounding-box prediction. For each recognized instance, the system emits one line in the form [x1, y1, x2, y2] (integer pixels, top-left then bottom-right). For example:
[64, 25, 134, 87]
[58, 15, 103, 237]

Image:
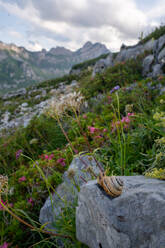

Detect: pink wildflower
[88, 126, 96, 134]
[28, 198, 34, 206]
[83, 114, 87, 119]
[44, 154, 49, 160]
[127, 113, 135, 116]
[0, 242, 9, 248]
[121, 116, 130, 123]
[57, 158, 66, 167]
[18, 176, 26, 182]
[48, 154, 54, 160]
[103, 128, 107, 132]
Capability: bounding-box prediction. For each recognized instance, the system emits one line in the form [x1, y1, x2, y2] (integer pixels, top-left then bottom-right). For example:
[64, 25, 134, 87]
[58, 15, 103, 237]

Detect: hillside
[0, 41, 109, 94]
[0, 26, 165, 248]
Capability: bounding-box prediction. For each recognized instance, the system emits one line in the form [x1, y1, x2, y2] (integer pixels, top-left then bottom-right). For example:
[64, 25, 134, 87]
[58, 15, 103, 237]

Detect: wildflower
[121, 116, 130, 123]
[103, 128, 107, 132]
[57, 158, 66, 166]
[15, 149, 22, 160]
[18, 176, 26, 182]
[44, 154, 49, 160]
[0, 175, 8, 194]
[0, 241, 9, 248]
[127, 112, 135, 116]
[44, 154, 54, 160]
[88, 126, 96, 134]
[47, 91, 84, 118]
[48, 154, 54, 160]
[83, 114, 87, 119]
[110, 85, 120, 94]
[28, 198, 34, 206]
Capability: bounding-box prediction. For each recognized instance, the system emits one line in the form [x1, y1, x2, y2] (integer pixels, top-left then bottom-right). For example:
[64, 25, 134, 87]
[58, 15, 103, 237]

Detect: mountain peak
[83, 41, 93, 48]
[49, 46, 72, 56]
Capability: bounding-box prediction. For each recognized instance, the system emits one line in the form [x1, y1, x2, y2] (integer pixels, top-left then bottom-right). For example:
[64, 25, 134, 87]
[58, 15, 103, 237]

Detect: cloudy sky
[0, 0, 164, 52]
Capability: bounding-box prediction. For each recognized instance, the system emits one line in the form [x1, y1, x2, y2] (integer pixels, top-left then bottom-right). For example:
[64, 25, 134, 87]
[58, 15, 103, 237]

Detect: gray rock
[42, 89, 47, 97]
[143, 38, 156, 51]
[152, 64, 163, 78]
[92, 59, 107, 77]
[157, 34, 165, 53]
[34, 95, 41, 100]
[70, 80, 78, 87]
[114, 39, 155, 64]
[104, 53, 113, 67]
[76, 176, 165, 248]
[142, 55, 154, 76]
[158, 47, 165, 63]
[39, 156, 101, 231]
[21, 102, 28, 108]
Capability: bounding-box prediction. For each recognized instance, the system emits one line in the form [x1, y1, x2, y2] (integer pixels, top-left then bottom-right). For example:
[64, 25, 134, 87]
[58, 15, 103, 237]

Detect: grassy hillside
[0, 53, 165, 247]
[139, 24, 165, 44]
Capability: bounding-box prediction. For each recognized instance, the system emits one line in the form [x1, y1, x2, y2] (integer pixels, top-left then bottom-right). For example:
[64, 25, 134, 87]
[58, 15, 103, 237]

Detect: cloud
[27, 40, 43, 51]
[0, 0, 164, 52]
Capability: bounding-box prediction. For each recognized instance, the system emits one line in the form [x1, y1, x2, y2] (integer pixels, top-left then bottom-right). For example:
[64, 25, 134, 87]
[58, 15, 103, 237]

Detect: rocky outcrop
[91, 34, 165, 79]
[76, 176, 165, 248]
[142, 55, 154, 76]
[39, 156, 100, 231]
[114, 39, 155, 63]
[92, 53, 113, 77]
[0, 80, 78, 133]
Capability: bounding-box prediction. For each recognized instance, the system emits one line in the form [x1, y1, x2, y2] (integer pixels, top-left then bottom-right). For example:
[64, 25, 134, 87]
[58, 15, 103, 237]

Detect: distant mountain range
[0, 41, 109, 93]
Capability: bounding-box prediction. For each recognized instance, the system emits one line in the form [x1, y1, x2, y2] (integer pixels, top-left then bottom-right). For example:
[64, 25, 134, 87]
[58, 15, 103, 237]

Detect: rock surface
[39, 156, 100, 231]
[76, 176, 165, 248]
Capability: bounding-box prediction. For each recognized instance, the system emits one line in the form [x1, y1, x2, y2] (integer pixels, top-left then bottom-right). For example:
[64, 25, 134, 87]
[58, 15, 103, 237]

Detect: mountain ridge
[0, 40, 109, 94]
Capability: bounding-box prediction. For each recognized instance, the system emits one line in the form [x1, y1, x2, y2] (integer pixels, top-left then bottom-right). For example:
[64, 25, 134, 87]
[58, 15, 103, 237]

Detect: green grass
[139, 24, 165, 44]
[0, 45, 165, 247]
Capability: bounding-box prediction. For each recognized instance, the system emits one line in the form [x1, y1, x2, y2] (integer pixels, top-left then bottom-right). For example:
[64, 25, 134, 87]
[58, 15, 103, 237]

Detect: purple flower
[15, 149, 22, 160]
[110, 85, 120, 93]
[0, 242, 9, 248]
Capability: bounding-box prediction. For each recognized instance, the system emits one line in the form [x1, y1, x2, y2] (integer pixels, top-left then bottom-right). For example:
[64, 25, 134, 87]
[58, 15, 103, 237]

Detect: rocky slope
[0, 41, 109, 94]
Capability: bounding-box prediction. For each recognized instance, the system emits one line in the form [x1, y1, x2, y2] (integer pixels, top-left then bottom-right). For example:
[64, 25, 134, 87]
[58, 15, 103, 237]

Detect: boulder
[157, 34, 165, 53]
[76, 176, 165, 248]
[92, 59, 107, 77]
[142, 55, 154, 76]
[152, 64, 163, 78]
[39, 156, 100, 231]
[158, 47, 165, 63]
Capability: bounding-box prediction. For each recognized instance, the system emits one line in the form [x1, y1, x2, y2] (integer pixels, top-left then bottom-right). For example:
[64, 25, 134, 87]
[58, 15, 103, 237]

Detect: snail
[97, 172, 123, 197]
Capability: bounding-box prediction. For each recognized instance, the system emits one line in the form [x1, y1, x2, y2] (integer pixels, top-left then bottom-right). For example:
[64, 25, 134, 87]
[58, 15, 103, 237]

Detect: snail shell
[97, 172, 123, 197]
